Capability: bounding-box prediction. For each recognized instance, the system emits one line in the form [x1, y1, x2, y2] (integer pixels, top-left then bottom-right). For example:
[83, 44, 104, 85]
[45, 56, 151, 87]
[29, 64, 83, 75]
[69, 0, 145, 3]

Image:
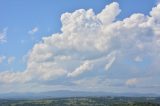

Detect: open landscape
[0, 97, 160, 106]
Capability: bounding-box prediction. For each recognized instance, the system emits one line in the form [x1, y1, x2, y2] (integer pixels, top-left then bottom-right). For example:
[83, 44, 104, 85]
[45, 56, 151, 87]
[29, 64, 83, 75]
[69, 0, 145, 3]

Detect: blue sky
[0, 0, 160, 93]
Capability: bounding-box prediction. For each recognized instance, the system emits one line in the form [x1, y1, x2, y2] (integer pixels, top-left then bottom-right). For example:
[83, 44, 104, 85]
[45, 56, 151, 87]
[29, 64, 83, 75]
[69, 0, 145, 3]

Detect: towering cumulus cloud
[0, 2, 160, 92]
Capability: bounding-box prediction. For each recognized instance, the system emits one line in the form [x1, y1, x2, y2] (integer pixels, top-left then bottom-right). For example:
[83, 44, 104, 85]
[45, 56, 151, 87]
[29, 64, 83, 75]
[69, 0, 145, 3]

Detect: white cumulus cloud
[0, 2, 160, 93]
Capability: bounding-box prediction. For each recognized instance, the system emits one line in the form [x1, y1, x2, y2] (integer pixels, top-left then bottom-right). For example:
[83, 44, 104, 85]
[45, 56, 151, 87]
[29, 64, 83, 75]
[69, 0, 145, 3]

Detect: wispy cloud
[134, 56, 143, 62]
[7, 56, 15, 64]
[0, 56, 6, 64]
[0, 28, 8, 44]
[126, 78, 139, 87]
[28, 27, 39, 35]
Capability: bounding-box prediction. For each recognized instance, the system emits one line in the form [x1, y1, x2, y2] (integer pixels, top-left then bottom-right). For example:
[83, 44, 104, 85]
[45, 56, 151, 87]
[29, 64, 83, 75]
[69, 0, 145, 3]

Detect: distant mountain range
[0, 90, 159, 99]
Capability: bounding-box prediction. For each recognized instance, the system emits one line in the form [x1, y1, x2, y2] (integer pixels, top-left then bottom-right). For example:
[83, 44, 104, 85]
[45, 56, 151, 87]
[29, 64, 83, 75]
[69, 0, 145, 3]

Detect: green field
[0, 97, 160, 106]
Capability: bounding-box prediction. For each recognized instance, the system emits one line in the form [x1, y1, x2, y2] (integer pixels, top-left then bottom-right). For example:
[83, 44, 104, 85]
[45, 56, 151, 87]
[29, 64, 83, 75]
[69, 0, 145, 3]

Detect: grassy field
[0, 97, 160, 106]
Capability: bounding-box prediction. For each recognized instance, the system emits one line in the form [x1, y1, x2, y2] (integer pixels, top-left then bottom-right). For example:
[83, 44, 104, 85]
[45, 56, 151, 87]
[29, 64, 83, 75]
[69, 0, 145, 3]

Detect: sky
[0, 0, 160, 94]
